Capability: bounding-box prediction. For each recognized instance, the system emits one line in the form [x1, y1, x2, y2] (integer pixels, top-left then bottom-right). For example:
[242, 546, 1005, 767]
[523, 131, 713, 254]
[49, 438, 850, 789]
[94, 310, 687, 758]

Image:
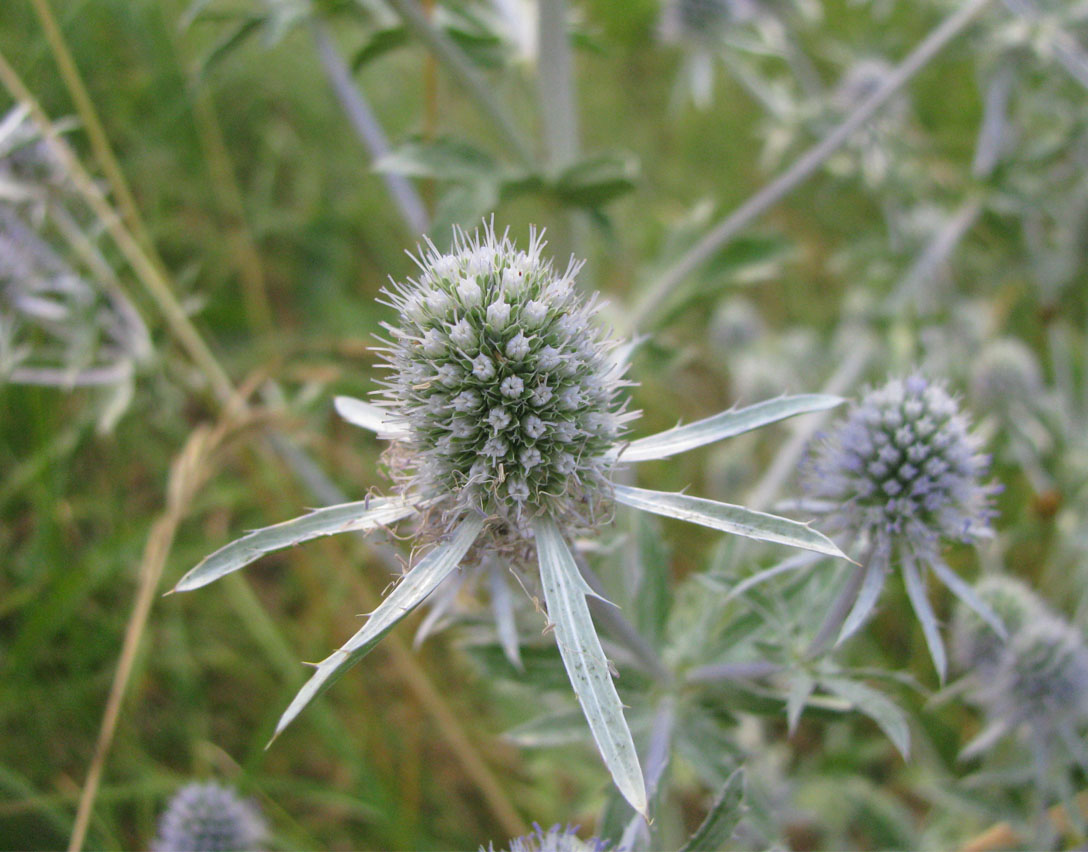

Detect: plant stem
[381, 0, 535, 167]
[310, 19, 429, 235]
[68, 424, 222, 852]
[537, 0, 578, 169]
[629, 0, 995, 332]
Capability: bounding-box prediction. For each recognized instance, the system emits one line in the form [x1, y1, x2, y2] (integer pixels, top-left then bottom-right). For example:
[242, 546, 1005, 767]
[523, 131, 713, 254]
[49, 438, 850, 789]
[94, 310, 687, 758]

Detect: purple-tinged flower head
[969, 338, 1043, 413]
[804, 374, 995, 561]
[484, 823, 611, 852]
[951, 575, 1046, 677]
[984, 614, 1088, 730]
[152, 782, 266, 852]
[377, 222, 633, 545]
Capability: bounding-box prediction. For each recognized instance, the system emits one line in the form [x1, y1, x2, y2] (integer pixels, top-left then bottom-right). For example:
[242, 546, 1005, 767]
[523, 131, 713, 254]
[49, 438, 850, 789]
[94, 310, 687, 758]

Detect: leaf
[504, 708, 595, 748]
[194, 16, 265, 81]
[333, 395, 409, 439]
[552, 151, 639, 209]
[902, 556, 946, 682]
[488, 564, 523, 671]
[172, 495, 420, 592]
[618, 394, 844, 462]
[430, 180, 500, 238]
[930, 559, 1006, 639]
[679, 769, 746, 852]
[271, 514, 484, 741]
[822, 677, 911, 758]
[534, 516, 648, 817]
[722, 551, 821, 604]
[837, 561, 888, 646]
[374, 136, 497, 182]
[351, 26, 410, 71]
[613, 485, 850, 561]
[786, 671, 815, 735]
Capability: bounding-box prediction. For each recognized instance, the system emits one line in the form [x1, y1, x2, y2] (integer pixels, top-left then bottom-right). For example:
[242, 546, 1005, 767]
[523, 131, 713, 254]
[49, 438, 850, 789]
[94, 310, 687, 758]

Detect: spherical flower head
[485, 823, 610, 852]
[969, 338, 1043, 413]
[951, 575, 1045, 676]
[803, 374, 995, 561]
[378, 223, 631, 539]
[153, 782, 266, 852]
[986, 615, 1088, 729]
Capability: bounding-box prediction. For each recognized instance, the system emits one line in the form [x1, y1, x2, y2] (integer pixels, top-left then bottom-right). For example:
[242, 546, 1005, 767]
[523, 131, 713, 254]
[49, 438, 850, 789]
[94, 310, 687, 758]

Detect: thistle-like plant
[172, 221, 849, 814]
[152, 782, 266, 852]
[801, 374, 1002, 678]
[484, 822, 609, 852]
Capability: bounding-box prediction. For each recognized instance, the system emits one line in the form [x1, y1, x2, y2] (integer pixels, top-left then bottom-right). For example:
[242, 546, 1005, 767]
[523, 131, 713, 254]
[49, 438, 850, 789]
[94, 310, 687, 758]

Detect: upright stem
[537, 0, 579, 169]
[629, 0, 994, 332]
[310, 19, 429, 235]
[382, 0, 535, 167]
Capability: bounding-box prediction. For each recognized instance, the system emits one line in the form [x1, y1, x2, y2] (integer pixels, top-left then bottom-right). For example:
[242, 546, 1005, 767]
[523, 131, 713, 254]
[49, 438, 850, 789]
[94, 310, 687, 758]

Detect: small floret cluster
[378, 225, 631, 539]
[805, 375, 994, 561]
[152, 782, 266, 852]
[484, 823, 609, 852]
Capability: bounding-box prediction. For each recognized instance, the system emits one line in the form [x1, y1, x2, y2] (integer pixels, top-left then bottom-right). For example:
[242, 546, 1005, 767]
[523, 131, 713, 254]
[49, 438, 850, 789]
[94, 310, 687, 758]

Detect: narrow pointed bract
[271, 514, 485, 741]
[613, 484, 849, 560]
[534, 516, 648, 818]
[173, 496, 422, 592]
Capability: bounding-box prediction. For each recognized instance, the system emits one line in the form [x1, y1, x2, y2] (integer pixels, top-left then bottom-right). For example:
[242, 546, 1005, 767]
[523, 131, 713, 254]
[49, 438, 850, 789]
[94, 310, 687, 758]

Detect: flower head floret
[152, 782, 266, 852]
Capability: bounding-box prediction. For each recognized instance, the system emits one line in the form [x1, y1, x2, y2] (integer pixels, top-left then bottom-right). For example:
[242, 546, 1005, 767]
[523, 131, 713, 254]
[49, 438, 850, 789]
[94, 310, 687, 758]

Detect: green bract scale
[376, 224, 632, 535]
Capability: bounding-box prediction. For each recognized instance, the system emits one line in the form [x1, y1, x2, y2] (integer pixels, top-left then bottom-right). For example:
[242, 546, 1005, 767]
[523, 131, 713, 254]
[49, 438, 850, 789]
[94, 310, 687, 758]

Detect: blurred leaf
[193, 16, 265, 81]
[822, 677, 911, 758]
[351, 26, 410, 70]
[374, 136, 498, 181]
[633, 513, 671, 644]
[431, 180, 500, 238]
[504, 708, 595, 748]
[552, 151, 639, 208]
[678, 769, 745, 852]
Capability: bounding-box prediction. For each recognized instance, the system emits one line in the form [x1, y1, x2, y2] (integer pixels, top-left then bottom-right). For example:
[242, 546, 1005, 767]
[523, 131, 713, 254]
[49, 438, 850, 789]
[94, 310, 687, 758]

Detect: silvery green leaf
[822, 677, 911, 758]
[173, 495, 421, 592]
[333, 395, 409, 439]
[613, 485, 849, 560]
[617, 394, 843, 463]
[902, 556, 946, 682]
[786, 671, 815, 735]
[271, 514, 484, 741]
[374, 135, 498, 181]
[488, 563, 523, 671]
[930, 559, 1006, 639]
[678, 769, 745, 852]
[723, 552, 821, 603]
[837, 561, 888, 646]
[959, 719, 1010, 761]
[504, 708, 595, 748]
[534, 515, 648, 818]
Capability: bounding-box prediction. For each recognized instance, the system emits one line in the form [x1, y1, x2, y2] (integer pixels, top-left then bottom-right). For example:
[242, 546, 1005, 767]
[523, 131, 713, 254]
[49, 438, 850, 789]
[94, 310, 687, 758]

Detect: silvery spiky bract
[376, 224, 631, 541]
[152, 782, 266, 852]
[484, 823, 609, 852]
[803, 375, 999, 677]
[175, 220, 849, 816]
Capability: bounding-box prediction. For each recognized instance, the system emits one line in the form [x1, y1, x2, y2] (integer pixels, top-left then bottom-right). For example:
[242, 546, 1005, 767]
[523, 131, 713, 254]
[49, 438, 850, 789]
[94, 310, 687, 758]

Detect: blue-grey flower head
[484, 823, 610, 852]
[985, 614, 1088, 729]
[153, 782, 266, 852]
[951, 575, 1046, 676]
[803, 374, 995, 559]
[378, 222, 632, 539]
[969, 338, 1043, 413]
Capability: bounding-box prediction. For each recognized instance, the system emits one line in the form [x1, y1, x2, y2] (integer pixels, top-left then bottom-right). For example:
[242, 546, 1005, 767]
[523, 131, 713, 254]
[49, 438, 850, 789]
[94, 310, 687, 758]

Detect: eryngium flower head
[484, 823, 610, 852]
[969, 338, 1043, 413]
[804, 375, 994, 559]
[951, 575, 1045, 677]
[987, 615, 1088, 728]
[153, 782, 266, 852]
[377, 223, 631, 539]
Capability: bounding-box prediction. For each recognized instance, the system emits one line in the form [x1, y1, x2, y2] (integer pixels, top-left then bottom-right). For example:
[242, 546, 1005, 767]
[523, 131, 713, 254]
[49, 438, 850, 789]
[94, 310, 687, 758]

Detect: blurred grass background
[0, 0, 1073, 848]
